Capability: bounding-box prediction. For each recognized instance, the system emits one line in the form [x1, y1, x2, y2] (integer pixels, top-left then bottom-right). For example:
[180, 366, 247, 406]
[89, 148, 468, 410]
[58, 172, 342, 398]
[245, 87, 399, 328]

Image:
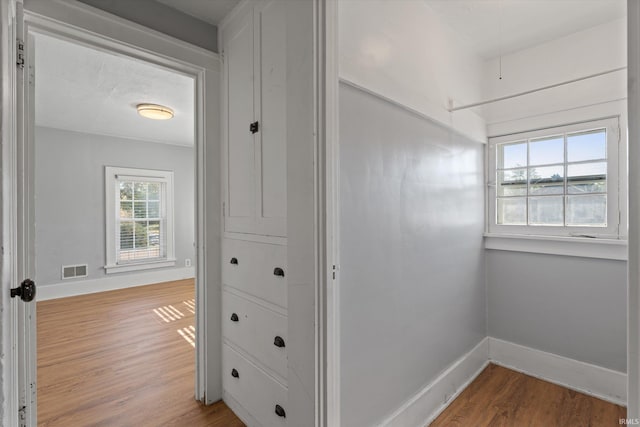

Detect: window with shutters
[105, 167, 175, 273]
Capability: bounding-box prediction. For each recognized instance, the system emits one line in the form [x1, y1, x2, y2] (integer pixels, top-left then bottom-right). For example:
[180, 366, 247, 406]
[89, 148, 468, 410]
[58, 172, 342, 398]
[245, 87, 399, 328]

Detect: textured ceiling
[425, 0, 626, 59]
[155, 0, 241, 25]
[35, 33, 194, 146]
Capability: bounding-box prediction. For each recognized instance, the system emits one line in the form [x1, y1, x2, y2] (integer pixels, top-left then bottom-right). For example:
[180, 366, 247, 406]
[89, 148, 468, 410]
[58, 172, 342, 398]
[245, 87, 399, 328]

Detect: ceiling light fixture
[136, 103, 174, 120]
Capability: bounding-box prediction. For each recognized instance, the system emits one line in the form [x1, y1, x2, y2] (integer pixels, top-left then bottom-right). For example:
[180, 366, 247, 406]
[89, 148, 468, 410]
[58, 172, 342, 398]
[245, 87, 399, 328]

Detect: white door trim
[13, 0, 222, 422]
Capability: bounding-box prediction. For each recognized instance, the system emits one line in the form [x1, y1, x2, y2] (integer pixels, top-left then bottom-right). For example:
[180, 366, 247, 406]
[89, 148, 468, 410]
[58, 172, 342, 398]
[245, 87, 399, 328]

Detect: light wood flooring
[431, 363, 626, 427]
[37, 279, 244, 427]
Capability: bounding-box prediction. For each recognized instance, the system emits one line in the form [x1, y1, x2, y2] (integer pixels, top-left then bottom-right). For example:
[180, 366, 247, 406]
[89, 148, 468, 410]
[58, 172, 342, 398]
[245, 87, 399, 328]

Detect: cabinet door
[224, 6, 257, 234]
[255, 0, 287, 237]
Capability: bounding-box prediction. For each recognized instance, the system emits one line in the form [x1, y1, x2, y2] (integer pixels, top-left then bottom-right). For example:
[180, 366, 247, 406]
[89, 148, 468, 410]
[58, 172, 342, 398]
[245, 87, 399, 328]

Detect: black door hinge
[16, 39, 24, 69]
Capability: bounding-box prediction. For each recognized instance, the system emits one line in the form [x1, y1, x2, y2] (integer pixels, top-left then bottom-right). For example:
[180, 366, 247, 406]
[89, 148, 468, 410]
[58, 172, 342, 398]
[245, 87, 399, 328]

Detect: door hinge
[16, 39, 25, 69]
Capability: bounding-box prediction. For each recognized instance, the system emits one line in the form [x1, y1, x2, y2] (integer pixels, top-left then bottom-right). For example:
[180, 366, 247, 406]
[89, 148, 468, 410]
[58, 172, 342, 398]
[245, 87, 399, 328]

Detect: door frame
[7, 0, 223, 423]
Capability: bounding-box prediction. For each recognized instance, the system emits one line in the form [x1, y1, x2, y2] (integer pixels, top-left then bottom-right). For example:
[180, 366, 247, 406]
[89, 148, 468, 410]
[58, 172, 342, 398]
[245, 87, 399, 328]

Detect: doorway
[13, 2, 224, 423]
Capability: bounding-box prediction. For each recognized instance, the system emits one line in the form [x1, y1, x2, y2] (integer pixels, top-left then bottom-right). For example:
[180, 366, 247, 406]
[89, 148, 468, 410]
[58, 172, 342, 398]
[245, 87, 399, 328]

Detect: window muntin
[489, 118, 619, 238]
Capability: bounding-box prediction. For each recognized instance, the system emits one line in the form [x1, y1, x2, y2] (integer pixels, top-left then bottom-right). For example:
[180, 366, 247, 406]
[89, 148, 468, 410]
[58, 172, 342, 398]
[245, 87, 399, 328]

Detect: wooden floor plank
[37, 279, 244, 427]
[431, 364, 626, 427]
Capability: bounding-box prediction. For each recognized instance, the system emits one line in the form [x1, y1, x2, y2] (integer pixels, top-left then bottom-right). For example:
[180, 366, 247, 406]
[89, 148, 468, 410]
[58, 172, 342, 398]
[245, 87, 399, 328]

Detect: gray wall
[76, 0, 218, 52]
[35, 126, 195, 286]
[339, 84, 486, 427]
[487, 250, 627, 373]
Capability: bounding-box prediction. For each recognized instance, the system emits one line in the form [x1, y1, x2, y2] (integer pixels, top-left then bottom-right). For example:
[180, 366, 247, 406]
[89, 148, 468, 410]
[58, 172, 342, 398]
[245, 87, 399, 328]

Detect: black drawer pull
[230, 313, 239, 322]
[250, 121, 259, 134]
[274, 336, 285, 348]
[275, 404, 286, 418]
[231, 368, 239, 378]
[230, 257, 238, 265]
[273, 267, 285, 277]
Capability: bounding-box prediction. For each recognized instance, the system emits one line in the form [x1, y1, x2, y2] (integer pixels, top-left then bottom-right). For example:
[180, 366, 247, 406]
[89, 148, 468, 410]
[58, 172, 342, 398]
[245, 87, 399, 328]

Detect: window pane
[120, 201, 133, 219]
[498, 141, 527, 169]
[134, 182, 147, 200]
[120, 182, 133, 200]
[134, 222, 148, 248]
[120, 222, 134, 249]
[567, 129, 606, 162]
[529, 136, 563, 166]
[498, 169, 527, 196]
[528, 196, 563, 225]
[134, 201, 147, 218]
[148, 220, 161, 251]
[567, 195, 606, 226]
[567, 161, 606, 194]
[497, 197, 526, 225]
[529, 165, 564, 195]
[148, 201, 160, 218]
[148, 183, 160, 200]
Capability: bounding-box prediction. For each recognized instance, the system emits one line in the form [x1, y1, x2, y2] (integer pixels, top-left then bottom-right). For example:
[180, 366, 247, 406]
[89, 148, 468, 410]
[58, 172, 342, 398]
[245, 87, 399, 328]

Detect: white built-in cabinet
[223, 0, 286, 238]
[220, 1, 288, 426]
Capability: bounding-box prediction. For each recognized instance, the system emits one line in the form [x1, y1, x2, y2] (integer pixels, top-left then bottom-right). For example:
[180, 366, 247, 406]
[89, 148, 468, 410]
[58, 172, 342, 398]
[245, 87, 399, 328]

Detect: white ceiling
[35, 33, 194, 146]
[425, 0, 626, 59]
[155, 0, 241, 25]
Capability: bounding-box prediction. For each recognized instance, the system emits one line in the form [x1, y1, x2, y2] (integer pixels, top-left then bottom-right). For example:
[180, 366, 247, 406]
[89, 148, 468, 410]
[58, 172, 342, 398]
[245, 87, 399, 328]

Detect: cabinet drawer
[223, 290, 287, 379]
[223, 238, 287, 308]
[223, 344, 288, 427]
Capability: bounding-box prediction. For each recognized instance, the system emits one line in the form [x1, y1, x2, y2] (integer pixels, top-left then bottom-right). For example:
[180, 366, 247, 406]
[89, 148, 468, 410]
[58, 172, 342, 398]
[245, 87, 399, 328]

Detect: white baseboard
[379, 337, 489, 427]
[488, 337, 627, 406]
[223, 391, 261, 427]
[37, 266, 196, 300]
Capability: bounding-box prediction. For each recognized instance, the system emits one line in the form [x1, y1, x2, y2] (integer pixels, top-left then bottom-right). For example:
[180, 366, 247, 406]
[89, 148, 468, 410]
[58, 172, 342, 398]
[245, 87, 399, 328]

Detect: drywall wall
[487, 251, 626, 373]
[339, 83, 486, 427]
[338, 0, 487, 143]
[75, 0, 218, 52]
[34, 126, 195, 288]
[482, 18, 626, 127]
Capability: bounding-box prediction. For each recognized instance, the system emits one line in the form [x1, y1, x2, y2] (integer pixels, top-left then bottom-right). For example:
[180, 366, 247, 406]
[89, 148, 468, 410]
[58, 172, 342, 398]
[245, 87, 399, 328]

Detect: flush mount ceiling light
[136, 103, 174, 120]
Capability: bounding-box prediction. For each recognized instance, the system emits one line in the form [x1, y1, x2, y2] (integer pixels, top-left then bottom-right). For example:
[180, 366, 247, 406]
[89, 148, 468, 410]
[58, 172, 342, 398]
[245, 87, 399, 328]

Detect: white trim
[488, 337, 627, 406]
[37, 266, 195, 301]
[484, 234, 628, 260]
[104, 166, 175, 272]
[487, 116, 622, 238]
[20, 0, 222, 409]
[222, 391, 261, 427]
[104, 259, 177, 274]
[379, 338, 489, 427]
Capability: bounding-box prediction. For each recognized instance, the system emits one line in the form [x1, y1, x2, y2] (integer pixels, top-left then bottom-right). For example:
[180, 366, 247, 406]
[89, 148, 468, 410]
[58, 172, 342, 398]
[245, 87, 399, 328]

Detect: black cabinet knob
[275, 404, 286, 418]
[231, 368, 239, 378]
[274, 336, 285, 348]
[230, 313, 239, 322]
[273, 267, 285, 277]
[230, 257, 238, 265]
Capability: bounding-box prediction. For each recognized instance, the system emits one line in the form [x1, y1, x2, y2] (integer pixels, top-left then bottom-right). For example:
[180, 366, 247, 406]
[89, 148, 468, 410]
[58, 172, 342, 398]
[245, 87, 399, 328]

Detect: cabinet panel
[226, 9, 256, 229]
[223, 344, 288, 427]
[223, 290, 288, 379]
[257, 0, 287, 232]
[222, 238, 287, 309]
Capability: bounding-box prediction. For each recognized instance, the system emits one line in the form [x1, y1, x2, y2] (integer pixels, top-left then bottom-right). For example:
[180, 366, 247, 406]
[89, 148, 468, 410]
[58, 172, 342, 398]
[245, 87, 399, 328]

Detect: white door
[3, 0, 38, 425]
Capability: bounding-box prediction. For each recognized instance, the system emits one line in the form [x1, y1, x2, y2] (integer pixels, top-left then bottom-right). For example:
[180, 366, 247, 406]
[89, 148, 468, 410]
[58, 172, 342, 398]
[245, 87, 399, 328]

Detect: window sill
[104, 259, 177, 274]
[484, 234, 627, 260]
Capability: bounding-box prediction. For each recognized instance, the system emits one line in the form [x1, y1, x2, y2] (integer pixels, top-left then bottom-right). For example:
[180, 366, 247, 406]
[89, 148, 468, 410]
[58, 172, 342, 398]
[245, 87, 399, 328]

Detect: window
[105, 167, 175, 273]
[487, 117, 620, 238]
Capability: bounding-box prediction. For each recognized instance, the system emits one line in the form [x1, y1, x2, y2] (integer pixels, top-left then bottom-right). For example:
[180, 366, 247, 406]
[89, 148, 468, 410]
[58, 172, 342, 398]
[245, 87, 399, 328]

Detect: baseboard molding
[37, 266, 196, 300]
[488, 337, 627, 406]
[379, 337, 489, 427]
[223, 391, 261, 427]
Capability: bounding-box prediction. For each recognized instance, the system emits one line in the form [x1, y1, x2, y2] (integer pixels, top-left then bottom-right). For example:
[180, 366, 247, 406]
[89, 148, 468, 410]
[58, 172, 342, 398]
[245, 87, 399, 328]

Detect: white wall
[339, 83, 486, 427]
[34, 126, 195, 289]
[339, 0, 487, 142]
[482, 19, 628, 374]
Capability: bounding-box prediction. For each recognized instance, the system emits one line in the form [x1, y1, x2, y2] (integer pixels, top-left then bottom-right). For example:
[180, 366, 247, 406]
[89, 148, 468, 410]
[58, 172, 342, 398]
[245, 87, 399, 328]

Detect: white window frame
[487, 117, 621, 240]
[105, 166, 176, 273]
